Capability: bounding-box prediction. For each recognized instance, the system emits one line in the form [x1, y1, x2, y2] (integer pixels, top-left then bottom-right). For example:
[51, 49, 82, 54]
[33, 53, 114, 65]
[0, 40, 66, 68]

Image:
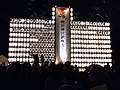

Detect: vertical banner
[55, 7, 70, 64]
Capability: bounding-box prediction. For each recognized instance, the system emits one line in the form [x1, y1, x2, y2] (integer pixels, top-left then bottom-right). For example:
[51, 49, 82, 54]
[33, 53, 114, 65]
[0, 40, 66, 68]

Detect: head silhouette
[88, 64, 105, 82]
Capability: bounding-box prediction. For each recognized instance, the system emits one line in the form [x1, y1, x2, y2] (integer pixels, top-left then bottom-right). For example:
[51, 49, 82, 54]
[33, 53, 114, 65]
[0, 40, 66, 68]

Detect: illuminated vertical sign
[55, 7, 70, 64]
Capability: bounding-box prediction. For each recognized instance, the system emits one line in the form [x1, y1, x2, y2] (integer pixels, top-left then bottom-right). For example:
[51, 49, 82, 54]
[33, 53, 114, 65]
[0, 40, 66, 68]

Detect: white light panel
[70, 21, 112, 71]
[9, 18, 112, 72]
[9, 18, 55, 63]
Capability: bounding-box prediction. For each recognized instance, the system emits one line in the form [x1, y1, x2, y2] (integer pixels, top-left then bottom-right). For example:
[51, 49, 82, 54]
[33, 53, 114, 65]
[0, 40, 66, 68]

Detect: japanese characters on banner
[55, 7, 71, 64]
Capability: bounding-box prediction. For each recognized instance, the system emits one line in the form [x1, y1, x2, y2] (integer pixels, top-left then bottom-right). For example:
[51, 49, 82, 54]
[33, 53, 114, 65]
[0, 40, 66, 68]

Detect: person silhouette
[88, 64, 108, 90]
[32, 54, 40, 70]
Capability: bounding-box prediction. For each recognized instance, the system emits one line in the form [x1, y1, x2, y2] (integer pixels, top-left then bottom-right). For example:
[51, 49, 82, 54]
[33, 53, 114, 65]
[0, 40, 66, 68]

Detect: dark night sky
[0, 0, 120, 65]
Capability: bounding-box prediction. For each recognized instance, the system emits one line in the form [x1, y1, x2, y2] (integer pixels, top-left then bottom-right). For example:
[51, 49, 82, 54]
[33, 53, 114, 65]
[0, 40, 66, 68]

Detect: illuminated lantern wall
[70, 21, 112, 71]
[9, 18, 55, 63]
[8, 7, 112, 71]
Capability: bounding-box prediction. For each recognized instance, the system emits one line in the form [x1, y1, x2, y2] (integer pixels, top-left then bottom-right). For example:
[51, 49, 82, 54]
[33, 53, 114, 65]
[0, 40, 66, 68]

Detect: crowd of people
[0, 55, 120, 90]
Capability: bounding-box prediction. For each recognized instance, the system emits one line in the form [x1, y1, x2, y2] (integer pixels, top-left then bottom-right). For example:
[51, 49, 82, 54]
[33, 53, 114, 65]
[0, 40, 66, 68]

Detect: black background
[0, 0, 120, 66]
